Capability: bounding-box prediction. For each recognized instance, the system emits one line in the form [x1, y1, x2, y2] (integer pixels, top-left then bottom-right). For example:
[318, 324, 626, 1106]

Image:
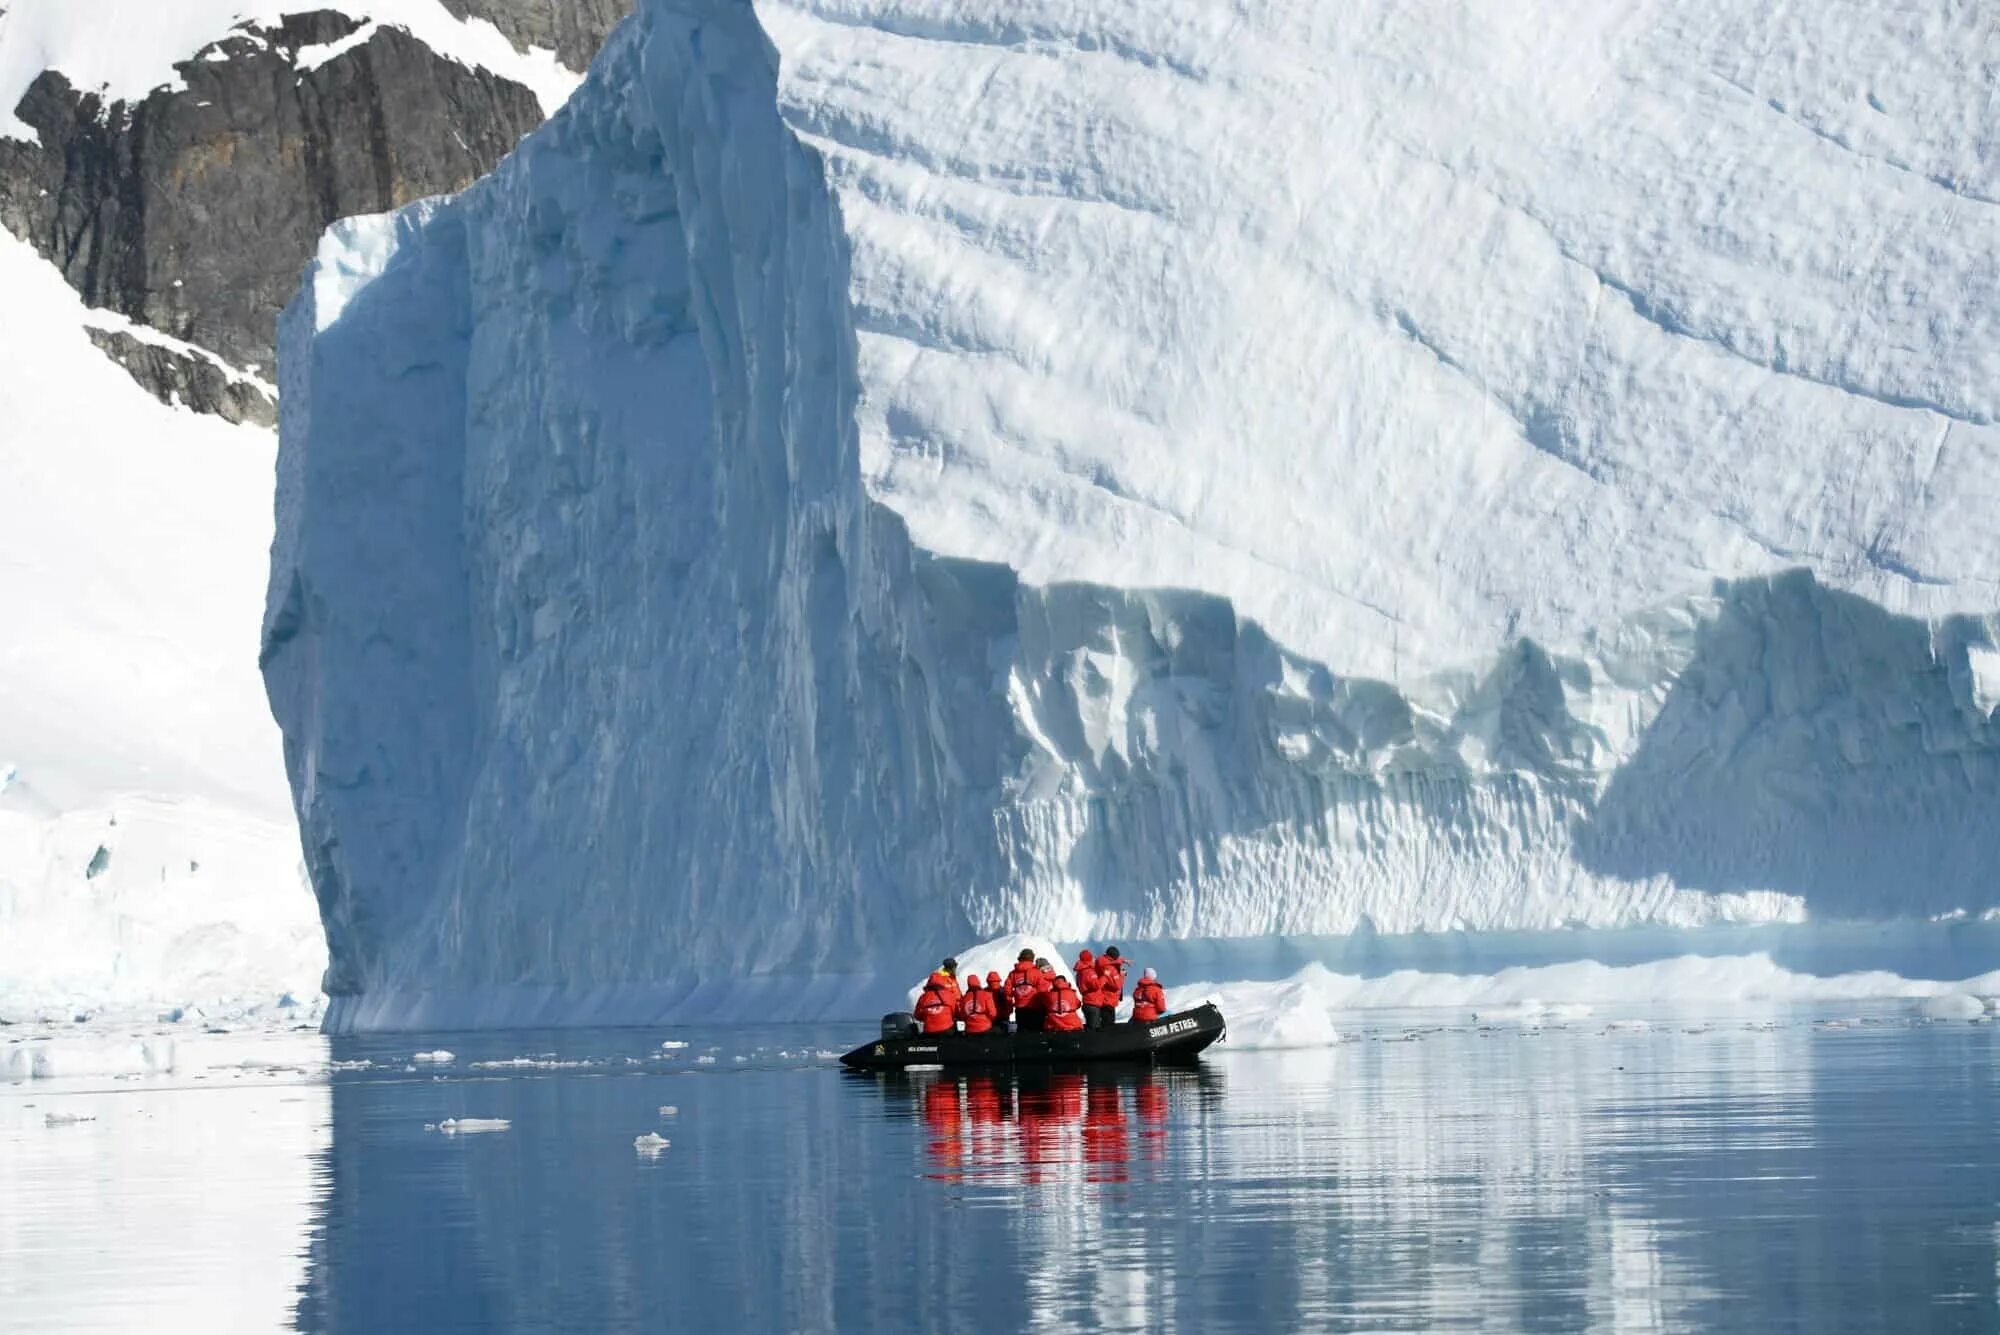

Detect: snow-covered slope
[0, 231, 324, 1018]
[0, 2, 630, 1019]
[266, 0, 2000, 1030]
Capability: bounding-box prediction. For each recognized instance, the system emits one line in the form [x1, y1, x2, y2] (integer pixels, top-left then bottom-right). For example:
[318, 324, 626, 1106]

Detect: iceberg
[263, 0, 2000, 1030]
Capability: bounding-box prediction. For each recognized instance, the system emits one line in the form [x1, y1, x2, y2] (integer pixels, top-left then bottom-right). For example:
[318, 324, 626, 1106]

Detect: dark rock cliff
[0, 7, 618, 420]
[440, 0, 634, 75]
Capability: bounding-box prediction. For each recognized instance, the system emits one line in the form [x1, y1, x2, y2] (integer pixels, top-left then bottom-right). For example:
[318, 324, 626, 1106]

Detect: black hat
[1104, 946, 1121, 959]
[1035, 957, 1051, 969]
[942, 957, 958, 972]
[1018, 948, 1036, 962]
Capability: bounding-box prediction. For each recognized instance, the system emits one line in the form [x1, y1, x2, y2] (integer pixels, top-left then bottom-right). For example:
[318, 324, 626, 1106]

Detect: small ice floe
[634, 1132, 670, 1156]
[412, 1050, 455, 1064]
[731, 1055, 749, 1063]
[694, 1055, 717, 1065]
[1918, 993, 1986, 1021]
[329, 1059, 374, 1071]
[43, 1111, 95, 1127]
[812, 1050, 840, 1061]
[1602, 1020, 1652, 1033]
[659, 1040, 689, 1051]
[469, 1056, 591, 1070]
[427, 1117, 511, 1135]
[657, 1105, 679, 1118]
[1473, 1001, 1592, 1026]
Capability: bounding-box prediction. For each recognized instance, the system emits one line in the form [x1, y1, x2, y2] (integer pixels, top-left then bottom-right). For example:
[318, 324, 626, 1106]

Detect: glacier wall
[264, 0, 2000, 1028]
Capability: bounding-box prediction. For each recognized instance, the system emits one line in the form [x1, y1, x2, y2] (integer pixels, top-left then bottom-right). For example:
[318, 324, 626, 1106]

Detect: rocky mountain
[0, 4, 629, 425]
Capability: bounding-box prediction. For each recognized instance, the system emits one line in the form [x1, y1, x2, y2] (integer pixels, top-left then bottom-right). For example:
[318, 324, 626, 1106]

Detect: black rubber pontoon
[839, 1003, 1225, 1070]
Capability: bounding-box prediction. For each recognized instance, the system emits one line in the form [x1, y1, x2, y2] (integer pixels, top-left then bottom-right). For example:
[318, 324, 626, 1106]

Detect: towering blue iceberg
[264, 0, 2000, 1029]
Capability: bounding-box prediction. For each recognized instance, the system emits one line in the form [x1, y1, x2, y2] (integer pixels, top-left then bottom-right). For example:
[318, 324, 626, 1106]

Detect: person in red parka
[986, 970, 1012, 1028]
[959, 975, 998, 1033]
[1045, 976, 1086, 1031]
[915, 976, 958, 1034]
[925, 958, 963, 1010]
[1007, 950, 1043, 1032]
[1130, 967, 1167, 1023]
[1096, 946, 1128, 1022]
[1073, 950, 1104, 1030]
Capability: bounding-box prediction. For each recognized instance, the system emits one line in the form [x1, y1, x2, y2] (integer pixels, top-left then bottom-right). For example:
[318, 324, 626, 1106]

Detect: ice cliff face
[266, 0, 2000, 1028]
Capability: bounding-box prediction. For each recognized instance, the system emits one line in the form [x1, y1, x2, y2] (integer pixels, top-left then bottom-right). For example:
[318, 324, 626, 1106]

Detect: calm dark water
[7, 1008, 2000, 1332]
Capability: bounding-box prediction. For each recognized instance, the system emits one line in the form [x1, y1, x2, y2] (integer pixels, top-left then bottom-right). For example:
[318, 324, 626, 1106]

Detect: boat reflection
[873, 1066, 1219, 1186]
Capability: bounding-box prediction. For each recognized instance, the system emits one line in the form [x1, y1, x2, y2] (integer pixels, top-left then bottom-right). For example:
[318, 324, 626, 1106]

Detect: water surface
[5, 1006, 1999, 1332]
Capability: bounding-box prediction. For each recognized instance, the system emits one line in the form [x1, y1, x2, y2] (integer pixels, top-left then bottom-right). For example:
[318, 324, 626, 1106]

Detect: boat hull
[839, 1003, 1225, 1070]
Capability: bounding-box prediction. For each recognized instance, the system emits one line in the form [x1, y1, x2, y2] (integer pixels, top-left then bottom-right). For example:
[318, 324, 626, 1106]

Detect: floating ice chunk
[469, 1056, 591, 1070]
[1918, 993, 1985, 1020]
[694, 1055, 716, 1065]
[429, 1117, 510, 1134]
[634, 1132, 670, 1155]
[411, 1050, 455, 1064]
[657, 1105, 678, 1118]
[1, 1037, 176, 1081]
[1474, 1001, 1593, 1026]
[659, 1041, 688, 1050]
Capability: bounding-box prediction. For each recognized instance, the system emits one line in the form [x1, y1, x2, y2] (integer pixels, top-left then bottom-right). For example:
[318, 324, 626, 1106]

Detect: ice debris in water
[411, 1050, 455, 1064]
[428, 1117, 510, 1135]
[43, 1111, 95, 1127]
[1473, 1001, 1594, 1026]
[470, 1056, 592, 1070]
[659, 1041, 688, 1051]
[634, 1132, 669, 1156]
[1918, 993, 1986, 1021]
[694, 1055, 717, 1065]
[657, 1106, 678, 1118]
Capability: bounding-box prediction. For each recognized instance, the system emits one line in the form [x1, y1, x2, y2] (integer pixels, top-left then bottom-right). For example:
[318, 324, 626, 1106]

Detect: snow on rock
[0, 230, 326, 1021]
[266, 0, 2000, 1030]
[0, 0, 584, 137]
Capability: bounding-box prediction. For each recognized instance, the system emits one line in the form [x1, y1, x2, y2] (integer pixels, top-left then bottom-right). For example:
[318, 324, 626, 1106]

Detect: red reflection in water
[917, 1071, 1173, 1185]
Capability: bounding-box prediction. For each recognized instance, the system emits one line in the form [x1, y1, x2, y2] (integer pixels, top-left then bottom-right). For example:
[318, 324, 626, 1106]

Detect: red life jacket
[915, 985, 956, 1034]
[1046, 982, 1085, 1031]
[927, 970, 962, 1009]
[986, 975, 1011, 1019]
[1072, 955, 1104, 1007]
[1007, 966, 1042, 1012]
[1097, 957, 1128, 1003]
[959, 986, 998, 1033]
[1131, 978, 1166, 1023]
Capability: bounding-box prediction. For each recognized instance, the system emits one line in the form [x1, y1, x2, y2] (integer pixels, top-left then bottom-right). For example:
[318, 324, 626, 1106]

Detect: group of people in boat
[913, 948, 1170, 1035]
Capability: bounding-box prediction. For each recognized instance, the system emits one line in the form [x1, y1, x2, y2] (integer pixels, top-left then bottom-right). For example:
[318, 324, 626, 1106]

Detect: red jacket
[915, 983, 957, 1034]
[1045, 980, 1085, 1031]
[1131, 977, 1166, 1023]
[926, 969, 962, 1009]
[959, 984, 998, 1034]
[1007, 966, 1042, 1013]
[1074, 951, 1102, 1004]
[1096, 955, 1128, 1004]
[986, 972, 1011, 1021]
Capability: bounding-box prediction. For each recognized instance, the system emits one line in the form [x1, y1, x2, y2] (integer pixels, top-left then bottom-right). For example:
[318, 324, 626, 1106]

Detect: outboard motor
[881, 1011, 918, 1040]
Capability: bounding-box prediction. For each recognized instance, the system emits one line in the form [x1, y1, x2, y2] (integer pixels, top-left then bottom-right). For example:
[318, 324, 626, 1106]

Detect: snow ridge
[267, 0, 2000, 1030]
